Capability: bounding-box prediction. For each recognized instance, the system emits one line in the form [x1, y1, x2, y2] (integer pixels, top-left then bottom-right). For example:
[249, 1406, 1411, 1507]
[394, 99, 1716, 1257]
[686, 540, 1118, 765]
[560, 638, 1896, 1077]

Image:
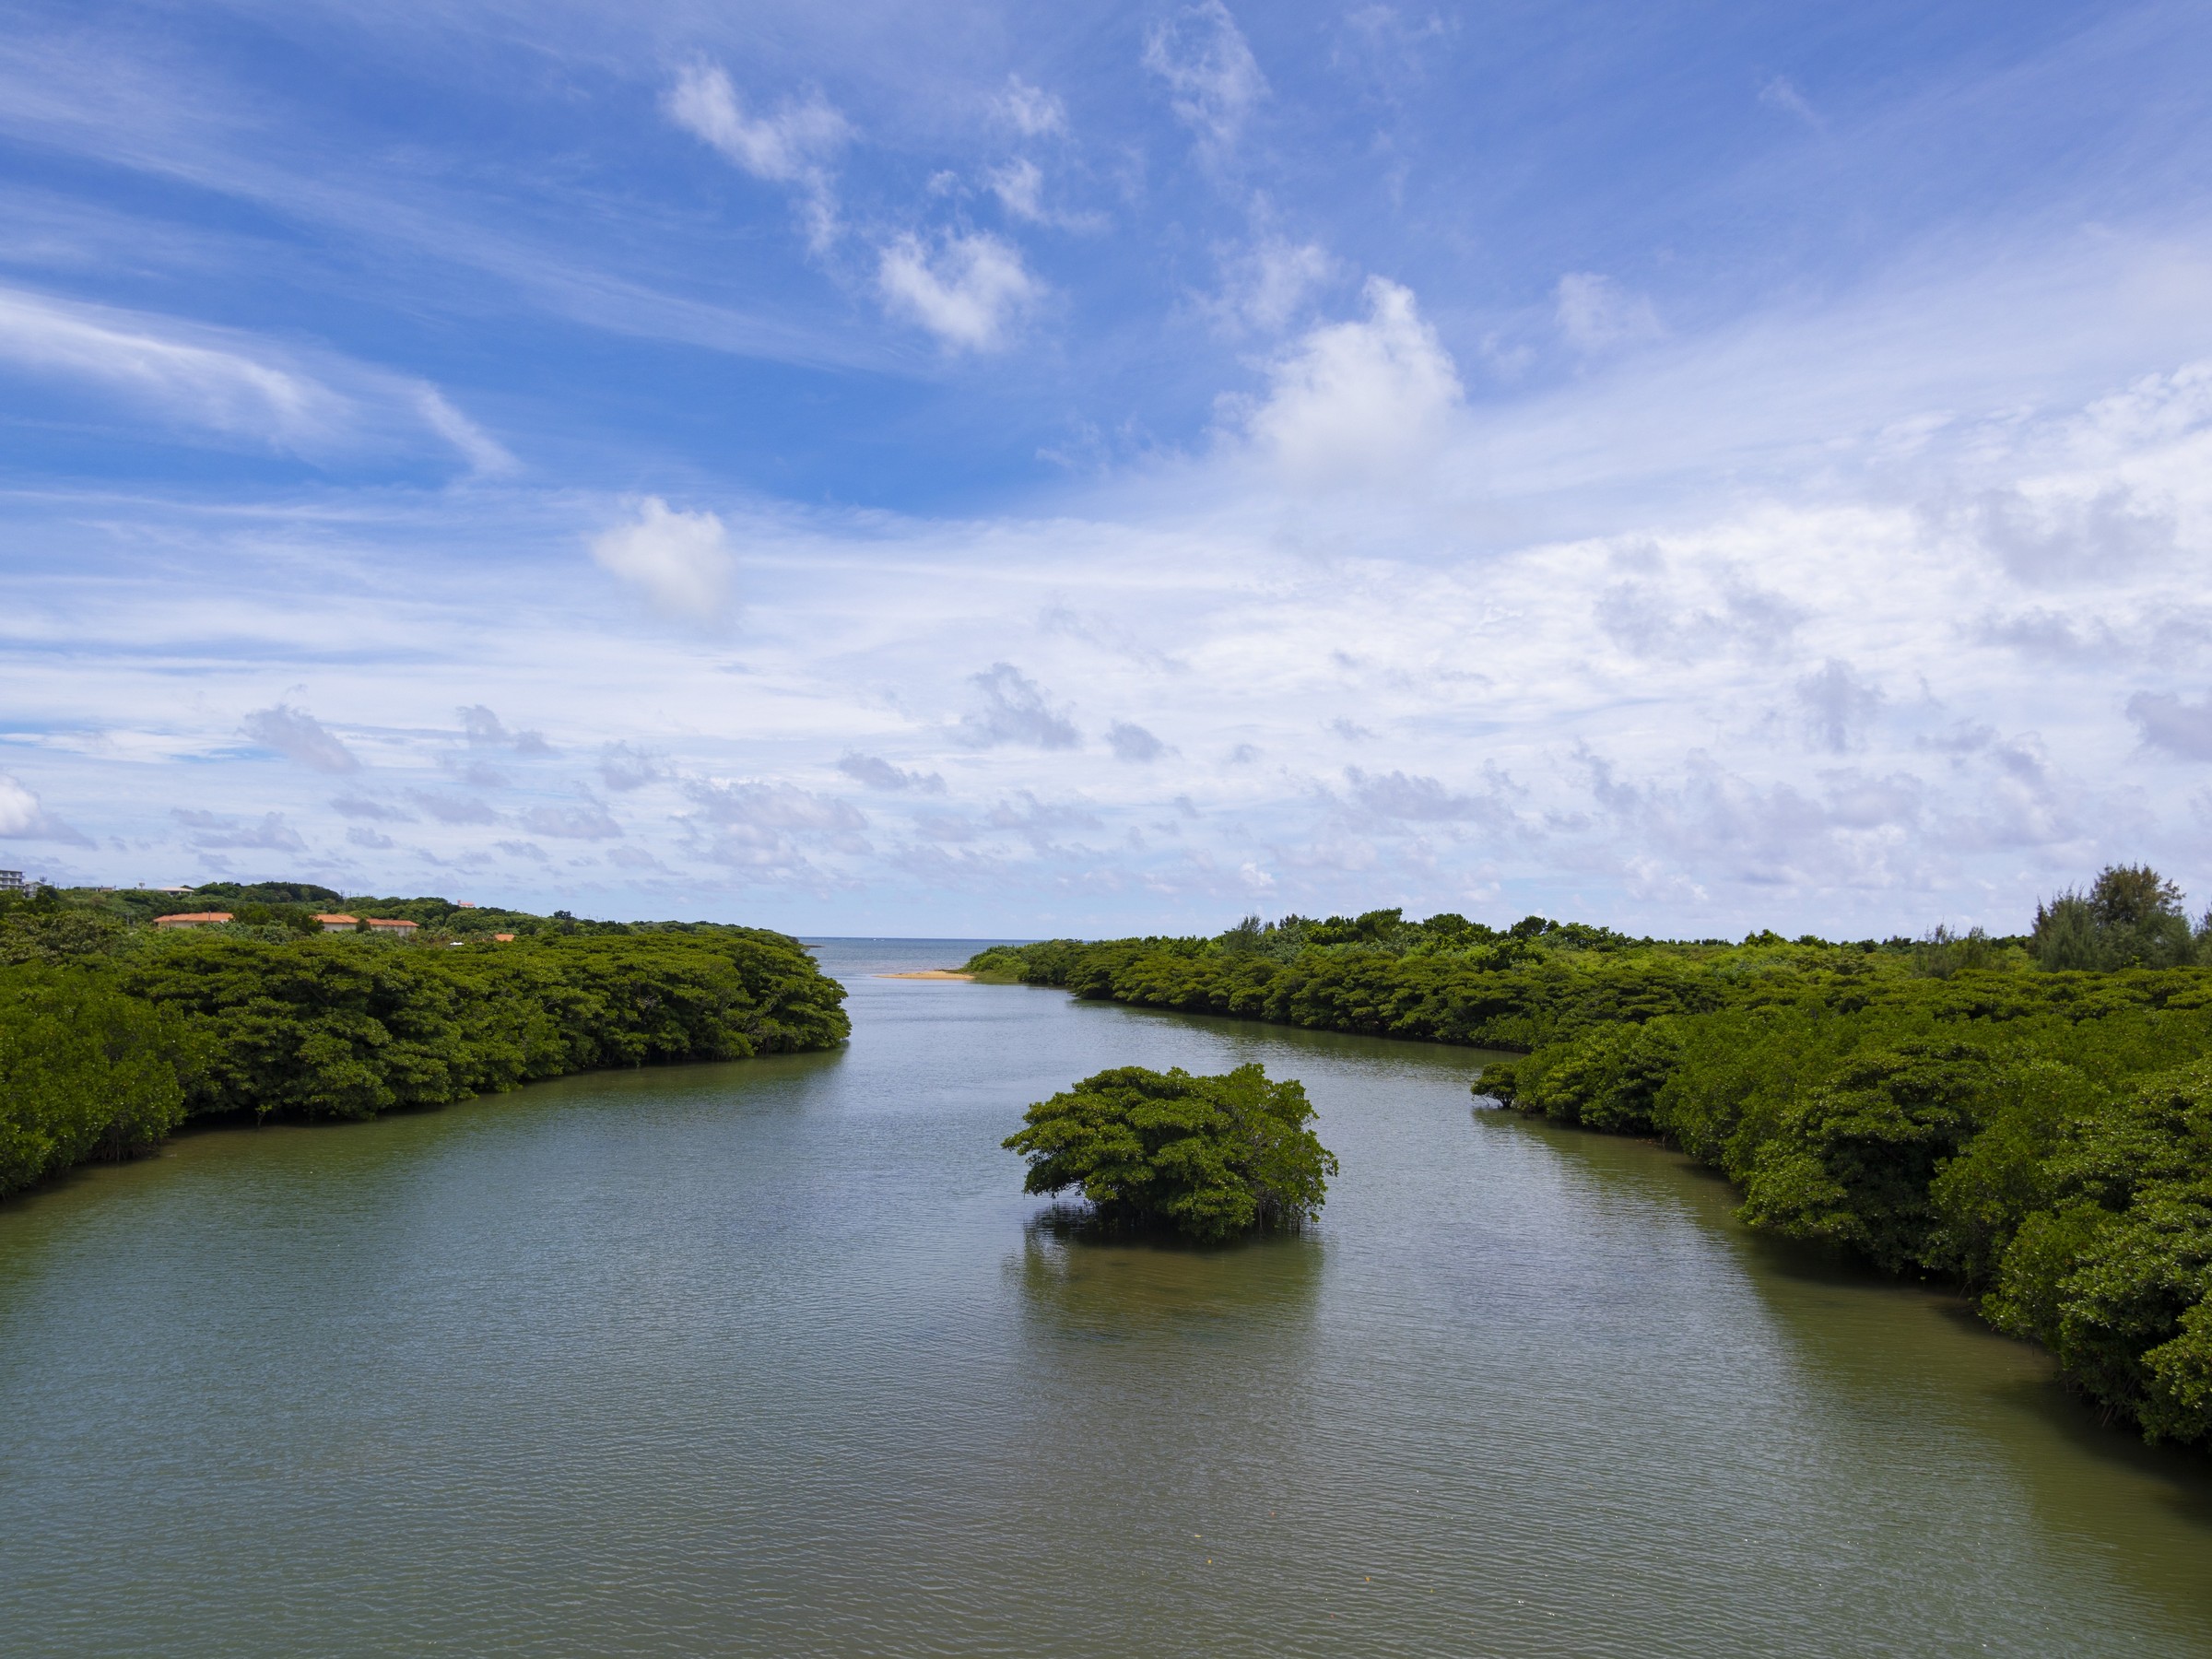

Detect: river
[2, 938, 2209, 1656]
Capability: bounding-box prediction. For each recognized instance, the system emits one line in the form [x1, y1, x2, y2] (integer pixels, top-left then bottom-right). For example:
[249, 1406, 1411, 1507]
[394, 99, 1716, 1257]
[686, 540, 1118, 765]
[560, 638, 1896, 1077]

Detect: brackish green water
[3, 938, 2209, 1657]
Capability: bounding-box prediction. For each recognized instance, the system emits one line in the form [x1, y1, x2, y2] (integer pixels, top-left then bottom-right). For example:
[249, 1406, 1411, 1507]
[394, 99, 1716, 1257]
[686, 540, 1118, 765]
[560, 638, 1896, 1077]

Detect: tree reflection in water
[1012, 1206, 1324, 1345]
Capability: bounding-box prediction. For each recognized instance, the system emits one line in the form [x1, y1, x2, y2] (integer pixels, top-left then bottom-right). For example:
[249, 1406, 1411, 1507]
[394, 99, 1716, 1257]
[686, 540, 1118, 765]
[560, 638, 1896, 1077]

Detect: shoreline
[877, 970, 974, 980]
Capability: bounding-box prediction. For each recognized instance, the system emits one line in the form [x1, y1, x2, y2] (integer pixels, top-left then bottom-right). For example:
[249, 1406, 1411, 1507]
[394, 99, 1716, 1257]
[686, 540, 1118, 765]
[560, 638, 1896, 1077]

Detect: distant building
[456, 900, 477, 909]
[365, 917, 419, 935]
[493, 933, 516, 942]
[312, 913, 359, 932]
[154, 912, 233, 929]
[0, 871, 22, 893]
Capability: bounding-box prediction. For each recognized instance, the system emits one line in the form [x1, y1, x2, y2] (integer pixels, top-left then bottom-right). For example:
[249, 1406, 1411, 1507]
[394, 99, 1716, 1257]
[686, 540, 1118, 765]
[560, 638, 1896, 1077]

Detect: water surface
[2, 938, 2208, 1656]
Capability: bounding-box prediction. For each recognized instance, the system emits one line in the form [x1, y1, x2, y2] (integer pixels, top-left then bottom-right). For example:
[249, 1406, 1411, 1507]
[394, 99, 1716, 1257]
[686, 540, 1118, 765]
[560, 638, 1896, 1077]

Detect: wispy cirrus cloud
[665, 64, 851, 253]
[1146, 1, 1268, 159]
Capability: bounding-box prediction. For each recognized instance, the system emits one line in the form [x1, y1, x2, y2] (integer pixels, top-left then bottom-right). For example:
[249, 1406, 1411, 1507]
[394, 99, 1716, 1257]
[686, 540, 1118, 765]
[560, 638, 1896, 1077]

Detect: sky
[4, 0, 2212, 937]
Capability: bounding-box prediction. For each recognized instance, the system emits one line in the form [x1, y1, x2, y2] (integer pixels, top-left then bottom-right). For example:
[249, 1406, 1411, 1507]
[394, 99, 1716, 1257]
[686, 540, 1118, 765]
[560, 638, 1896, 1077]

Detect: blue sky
[5, 0, 2212, 936]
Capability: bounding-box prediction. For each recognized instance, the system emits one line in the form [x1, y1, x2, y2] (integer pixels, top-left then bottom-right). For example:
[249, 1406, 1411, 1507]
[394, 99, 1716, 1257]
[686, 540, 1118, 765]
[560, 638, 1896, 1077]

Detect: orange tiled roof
[154, 912, 233, 924]
[364, 916, 418, 929]
[312, 913, 359, 924]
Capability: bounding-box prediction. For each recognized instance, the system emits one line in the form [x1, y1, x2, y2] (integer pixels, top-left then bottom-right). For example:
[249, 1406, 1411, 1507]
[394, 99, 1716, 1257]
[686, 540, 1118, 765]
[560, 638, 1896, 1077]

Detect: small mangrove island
[1006, 1063, 1335, 1241]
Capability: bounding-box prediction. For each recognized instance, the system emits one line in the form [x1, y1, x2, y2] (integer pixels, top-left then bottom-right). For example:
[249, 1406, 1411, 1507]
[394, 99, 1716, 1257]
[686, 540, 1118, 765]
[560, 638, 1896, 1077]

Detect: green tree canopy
[1004, 1063, 1336, 1241]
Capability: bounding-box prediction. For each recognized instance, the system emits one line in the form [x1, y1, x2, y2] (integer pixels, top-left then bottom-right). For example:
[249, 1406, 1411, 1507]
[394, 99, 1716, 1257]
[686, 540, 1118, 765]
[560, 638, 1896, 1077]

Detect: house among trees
[366, 917, 418, 935]
[154, 912, 233, 929]
[312, 913, 358, 932]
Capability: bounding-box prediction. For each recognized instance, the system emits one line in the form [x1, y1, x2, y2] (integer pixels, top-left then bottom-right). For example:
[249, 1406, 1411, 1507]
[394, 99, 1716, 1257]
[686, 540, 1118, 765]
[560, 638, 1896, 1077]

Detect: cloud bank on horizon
[2, 0, 2211, 937]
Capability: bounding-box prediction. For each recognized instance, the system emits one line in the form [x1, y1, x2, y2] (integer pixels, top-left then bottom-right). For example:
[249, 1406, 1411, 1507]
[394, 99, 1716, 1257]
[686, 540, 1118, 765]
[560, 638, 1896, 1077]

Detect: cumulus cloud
[664, 64, 850, 251]
[994, 76, 1067, 136]
[406, 790, 499, 826]
[1583, 750, 1926, 891]
[2128, 689, 2212, 759]
[1238, 276, 1463, 483]
[1595, 569, 1806, 663]
[958, 664, 1080, 749]
[459, 704, 551, 753]
[0, 773, 88, 844]
[590, 497, 736, 619]
[171, 807, 305, 851]
[681, 779, 862, 877]
[1795, 659, 1886, 754]
[837, 752, 946, 793]
[1969, 486, 2177, 583]
[877, 232, 1040, 351]
[598, 740, 662, 792]
[330, 794, 412, 821]
[1343, 766, 1511, 823]
[686, 778, 865, 832]
[1145, 0, 1268, 157]
[1555, 272, 1664, 353]
[1108, 722, 1166, 762]
[522, 800, 623, 840]
[347, 826, 395, 850]
[241, 702, 359, 773]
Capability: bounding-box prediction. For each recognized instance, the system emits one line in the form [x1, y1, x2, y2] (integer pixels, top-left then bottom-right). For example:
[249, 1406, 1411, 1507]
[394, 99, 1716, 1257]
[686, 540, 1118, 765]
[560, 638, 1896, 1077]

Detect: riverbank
[965, 924, 2212, 1449]
[0, 916, 848, 1202]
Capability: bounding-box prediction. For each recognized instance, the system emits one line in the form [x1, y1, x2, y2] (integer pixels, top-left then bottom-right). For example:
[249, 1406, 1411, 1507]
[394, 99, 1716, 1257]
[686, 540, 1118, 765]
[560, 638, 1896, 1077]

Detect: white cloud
[407, 790, 499, 826]
[664, 64, 851, 252]
[1555, 272, 1665, 354]
[1794, 659, 1887, 754]
[331, 794, 412, 822]
[0, 773, 88, 844]
[1237, 276, 1464, 483]
[686, 778, 865, 832]
[0, 286, 341, 446]
[460, 704, 551, 754]
[590, 497, 736, 619]
[1759, 75, 1823, 129]
[0, 288, 512, 471]
[171, 808, 305, 852]
[958, 664, 1080, 749]
[877, 232, 1040, 351]
[1968, 484, 2177, 583]
[994, 76, 1066, 137]
[1108, 722, 1165, 762]
[1145, 1, 1268, 157]
[413, 386, 518, 477]
[989, 158, 1045, 222]
[522, 799, 623, 840]
[1218, 237, 1337, 334]
[2128, 690, 2212, 759]
[598, 740, 662, 792]
[241, 703, 359, 773]
[838, 753, 946, 793]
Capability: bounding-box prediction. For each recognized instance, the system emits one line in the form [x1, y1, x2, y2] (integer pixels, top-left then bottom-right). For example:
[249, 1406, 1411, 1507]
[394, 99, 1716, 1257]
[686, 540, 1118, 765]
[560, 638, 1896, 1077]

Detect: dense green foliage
[1005, 1064, 1336, 1241]
[970, 874, 2212, 1444]
[0, 885, 847, 1201]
